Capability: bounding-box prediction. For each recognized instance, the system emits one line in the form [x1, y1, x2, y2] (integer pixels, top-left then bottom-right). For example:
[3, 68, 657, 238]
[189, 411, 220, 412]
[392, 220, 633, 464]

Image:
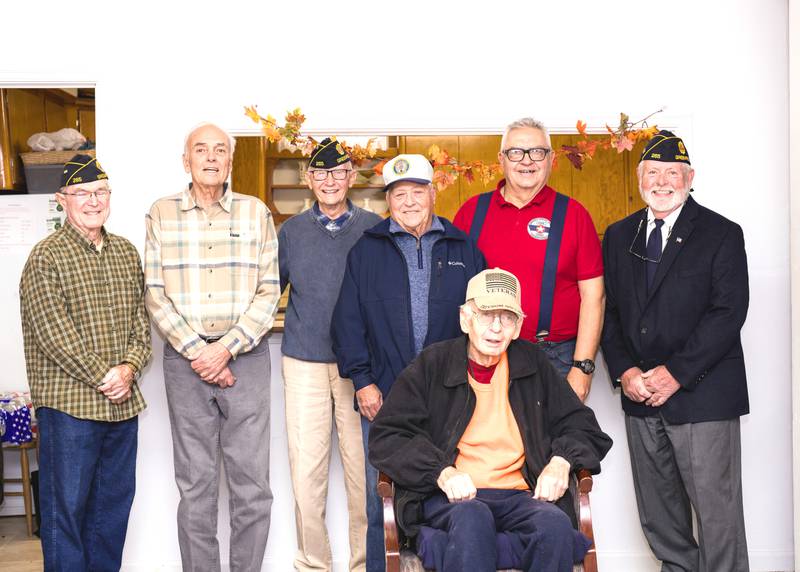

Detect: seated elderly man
[368, 268, 612, 572]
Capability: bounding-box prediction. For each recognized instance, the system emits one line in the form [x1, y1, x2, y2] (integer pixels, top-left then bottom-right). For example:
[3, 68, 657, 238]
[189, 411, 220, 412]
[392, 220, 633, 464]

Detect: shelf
[272, 184, 385, 190]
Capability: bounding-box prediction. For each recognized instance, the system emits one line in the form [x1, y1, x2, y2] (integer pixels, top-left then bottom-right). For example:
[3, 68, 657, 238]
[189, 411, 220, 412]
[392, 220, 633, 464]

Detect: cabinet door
[6, 89, 46, 186]
[401, 135, 460, 220]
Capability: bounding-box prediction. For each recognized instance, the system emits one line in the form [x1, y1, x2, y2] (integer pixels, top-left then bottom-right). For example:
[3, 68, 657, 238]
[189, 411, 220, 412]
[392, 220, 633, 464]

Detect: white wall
[0, 0, 791, 570]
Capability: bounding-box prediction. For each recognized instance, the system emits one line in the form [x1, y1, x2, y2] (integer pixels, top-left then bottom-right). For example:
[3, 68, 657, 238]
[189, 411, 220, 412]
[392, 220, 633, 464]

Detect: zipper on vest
[416, 238, 423, 269]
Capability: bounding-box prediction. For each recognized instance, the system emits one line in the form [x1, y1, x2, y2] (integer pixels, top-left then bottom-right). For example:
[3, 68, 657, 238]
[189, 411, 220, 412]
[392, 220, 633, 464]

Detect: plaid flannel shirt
[20, 221, 151, 421]
[144, 186, 280, 358]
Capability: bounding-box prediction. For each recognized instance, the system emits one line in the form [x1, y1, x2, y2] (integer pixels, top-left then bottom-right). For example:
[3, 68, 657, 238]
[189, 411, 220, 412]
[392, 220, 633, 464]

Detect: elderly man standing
[602, 130, 750, 571]
[332, 154, 485, 571]
[453, 118, 605, 402]
[368, 268, 612, 572]
[20, 154, 151, 571]
[145, 123, 280, 572]
[279, 138, 380, 572]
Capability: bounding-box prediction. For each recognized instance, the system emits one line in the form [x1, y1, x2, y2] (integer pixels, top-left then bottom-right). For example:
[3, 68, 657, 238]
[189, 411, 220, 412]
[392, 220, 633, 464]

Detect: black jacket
[601, 196, 750, 422]
[368, 336, 612, 536]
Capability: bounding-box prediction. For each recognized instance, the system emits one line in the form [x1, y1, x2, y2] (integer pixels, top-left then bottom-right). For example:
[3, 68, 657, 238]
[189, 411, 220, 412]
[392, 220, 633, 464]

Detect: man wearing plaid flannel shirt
[20, 154, 152, 571]
[145, 123, 280, 572]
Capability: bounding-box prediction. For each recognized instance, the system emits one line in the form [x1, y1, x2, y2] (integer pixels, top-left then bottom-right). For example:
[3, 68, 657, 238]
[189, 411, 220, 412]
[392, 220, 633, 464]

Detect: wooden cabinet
[231, 133, 646, 234]
[0, 88, 95, 191]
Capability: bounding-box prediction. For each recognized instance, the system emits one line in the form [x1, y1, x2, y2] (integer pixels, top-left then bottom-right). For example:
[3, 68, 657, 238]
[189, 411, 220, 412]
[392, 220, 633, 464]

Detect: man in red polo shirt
[453, 118, 604, 401]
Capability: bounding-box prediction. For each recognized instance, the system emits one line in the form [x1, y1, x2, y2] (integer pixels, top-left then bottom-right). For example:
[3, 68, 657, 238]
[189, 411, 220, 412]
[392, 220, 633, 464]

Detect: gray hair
[500, 117, 552, 150]
[183, 122, 236, 157]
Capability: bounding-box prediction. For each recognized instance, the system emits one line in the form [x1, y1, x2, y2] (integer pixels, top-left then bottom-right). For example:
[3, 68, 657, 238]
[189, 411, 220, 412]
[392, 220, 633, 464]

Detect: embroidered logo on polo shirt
[528, 217, 550, 240]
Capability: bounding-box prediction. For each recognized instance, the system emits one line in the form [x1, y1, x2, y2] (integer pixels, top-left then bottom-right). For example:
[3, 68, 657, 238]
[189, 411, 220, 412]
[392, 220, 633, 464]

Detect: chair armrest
[378, 471, 401, 572]
[576, 469, 597, 572]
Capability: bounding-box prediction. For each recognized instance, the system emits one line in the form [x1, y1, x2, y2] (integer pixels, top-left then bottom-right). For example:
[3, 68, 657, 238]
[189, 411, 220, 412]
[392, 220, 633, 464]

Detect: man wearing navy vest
[602, 130, 750, 571]
[453, 118, 605, 401]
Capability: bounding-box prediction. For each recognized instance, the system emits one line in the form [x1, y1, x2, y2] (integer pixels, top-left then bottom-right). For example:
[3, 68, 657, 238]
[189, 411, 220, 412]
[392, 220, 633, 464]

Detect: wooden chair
[378, 470, 598, 572]
[2, 437, 39, 537]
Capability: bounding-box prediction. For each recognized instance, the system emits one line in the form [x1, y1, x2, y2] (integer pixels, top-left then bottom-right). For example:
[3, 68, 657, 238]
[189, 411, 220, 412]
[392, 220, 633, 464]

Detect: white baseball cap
[382, 154, 433, 191]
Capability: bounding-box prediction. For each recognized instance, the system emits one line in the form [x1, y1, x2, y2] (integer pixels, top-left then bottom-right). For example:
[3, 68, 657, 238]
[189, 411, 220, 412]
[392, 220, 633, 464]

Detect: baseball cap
[382, 154, 433, 191]
[465, 268, 524, 317]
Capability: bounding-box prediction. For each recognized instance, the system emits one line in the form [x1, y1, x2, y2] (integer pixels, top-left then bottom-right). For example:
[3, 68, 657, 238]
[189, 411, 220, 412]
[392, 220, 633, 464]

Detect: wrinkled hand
[210, 367, 236, 388]
[533, 456, 571, 502]
[642, 365, 680, 407]
[190, 342, 232, 381]
[620, 366, 652, 403]
[566, 368, 592, 402]
[356, 384, 383, 421]
[98, 364, 134, 403]
[437, 466, 477, 503]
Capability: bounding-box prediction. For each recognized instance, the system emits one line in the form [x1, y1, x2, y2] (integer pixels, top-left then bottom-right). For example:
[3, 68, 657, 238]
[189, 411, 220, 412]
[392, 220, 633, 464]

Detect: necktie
[646, 219, 665, 290]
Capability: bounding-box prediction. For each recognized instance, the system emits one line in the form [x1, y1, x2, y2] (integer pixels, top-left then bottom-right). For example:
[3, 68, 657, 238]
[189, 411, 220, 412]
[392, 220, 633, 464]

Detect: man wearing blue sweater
[279, 138, 381, 572]
[332, 154, 486, 571]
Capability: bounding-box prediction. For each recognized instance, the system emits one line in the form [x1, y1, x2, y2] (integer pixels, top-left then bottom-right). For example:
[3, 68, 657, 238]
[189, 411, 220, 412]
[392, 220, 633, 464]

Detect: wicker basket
[20, 148, 95, 166]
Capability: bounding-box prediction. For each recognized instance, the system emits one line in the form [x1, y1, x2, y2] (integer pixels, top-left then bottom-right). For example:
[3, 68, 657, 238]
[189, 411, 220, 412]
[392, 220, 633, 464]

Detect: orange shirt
[455, 353, 528, 490]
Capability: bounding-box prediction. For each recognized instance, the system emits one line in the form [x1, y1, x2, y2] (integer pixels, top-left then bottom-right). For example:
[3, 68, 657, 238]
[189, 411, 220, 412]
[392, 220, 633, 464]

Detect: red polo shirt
[453, 180, 603, 342]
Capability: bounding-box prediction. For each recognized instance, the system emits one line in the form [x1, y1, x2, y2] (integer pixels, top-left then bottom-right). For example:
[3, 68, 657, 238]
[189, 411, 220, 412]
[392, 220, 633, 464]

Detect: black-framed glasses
[628, 217, 671, 263]
[57, 189, 111, 201]
[502, 147, 551, 162]
[309, 169, 352, 181]
[472, 309, 519, 328]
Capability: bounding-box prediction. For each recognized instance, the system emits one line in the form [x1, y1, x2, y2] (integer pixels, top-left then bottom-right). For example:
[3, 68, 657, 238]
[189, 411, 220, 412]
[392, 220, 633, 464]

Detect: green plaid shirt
[144, 186, 280, 358]
[20, 221, 151, 421]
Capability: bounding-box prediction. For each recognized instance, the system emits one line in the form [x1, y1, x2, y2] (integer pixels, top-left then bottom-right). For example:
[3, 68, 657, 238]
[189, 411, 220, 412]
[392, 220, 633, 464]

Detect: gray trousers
[164, 338, 272, 572]
[625, 414, 749, 572]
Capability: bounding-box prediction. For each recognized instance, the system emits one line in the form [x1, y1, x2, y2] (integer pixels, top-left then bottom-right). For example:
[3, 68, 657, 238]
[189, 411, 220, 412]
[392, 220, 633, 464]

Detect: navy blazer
[601, 196, 750, 423]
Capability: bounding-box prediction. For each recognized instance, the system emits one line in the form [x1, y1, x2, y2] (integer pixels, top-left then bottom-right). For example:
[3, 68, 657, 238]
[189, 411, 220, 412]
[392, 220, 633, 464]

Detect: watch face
[575, 359, 595, 374]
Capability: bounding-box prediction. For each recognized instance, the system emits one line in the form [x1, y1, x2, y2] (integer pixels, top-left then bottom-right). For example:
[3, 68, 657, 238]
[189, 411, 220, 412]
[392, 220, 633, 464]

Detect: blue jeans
[536, 338, 576, 378]
[37, 407, 138, 572]
[361, 415, 385, 572]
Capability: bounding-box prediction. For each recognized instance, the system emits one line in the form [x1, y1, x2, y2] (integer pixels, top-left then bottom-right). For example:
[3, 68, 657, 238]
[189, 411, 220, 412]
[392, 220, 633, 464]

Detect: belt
[200, 335, 222, 343]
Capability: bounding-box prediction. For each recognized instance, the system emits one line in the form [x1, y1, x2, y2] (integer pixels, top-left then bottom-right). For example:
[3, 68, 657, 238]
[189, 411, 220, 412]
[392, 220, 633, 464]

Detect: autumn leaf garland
[245, 106, 662, 192]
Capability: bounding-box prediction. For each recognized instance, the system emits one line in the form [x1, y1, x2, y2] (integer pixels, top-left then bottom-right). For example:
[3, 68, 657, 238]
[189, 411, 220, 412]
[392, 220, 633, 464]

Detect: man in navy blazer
[601, 130, 749, 572]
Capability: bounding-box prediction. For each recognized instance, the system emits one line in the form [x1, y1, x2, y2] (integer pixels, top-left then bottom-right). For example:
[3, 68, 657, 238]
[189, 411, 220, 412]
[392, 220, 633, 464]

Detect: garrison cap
[640, 130, 690, 165]
[309, 138, 350, 169]
[61, 154, 108, 187]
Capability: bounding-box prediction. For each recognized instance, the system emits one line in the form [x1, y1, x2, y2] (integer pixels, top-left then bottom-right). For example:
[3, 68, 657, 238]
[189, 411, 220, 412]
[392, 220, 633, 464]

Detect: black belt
[200, 335, 221, 343]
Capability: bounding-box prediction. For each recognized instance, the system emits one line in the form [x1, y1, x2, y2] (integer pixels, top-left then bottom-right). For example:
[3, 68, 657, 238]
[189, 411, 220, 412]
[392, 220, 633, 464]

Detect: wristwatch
[572, 359, 596, 374]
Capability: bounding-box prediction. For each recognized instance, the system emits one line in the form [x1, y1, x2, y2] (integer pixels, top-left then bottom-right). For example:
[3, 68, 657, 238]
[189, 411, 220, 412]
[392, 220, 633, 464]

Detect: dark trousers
[422, 489, 581, 572]
[37, 407, 138, 572]
[361, 415, 385, 572]
[626, 414, 749, 572]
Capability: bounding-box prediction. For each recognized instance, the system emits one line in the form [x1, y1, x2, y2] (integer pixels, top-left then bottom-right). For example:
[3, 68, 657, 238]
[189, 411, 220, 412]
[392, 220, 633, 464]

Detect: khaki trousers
[282, 355, 367, 572]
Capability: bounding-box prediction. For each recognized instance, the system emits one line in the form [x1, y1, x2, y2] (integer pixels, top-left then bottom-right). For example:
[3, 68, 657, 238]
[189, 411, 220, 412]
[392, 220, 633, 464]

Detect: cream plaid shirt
[144, 185, 280, 358]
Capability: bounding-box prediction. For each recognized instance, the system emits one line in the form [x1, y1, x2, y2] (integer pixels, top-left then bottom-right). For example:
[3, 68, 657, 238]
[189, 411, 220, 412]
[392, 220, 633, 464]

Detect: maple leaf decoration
[244, 106, 663, 191]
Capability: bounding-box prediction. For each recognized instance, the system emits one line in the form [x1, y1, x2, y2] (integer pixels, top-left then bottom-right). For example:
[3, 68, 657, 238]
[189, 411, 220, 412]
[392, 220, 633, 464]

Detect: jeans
[422, 489, 583, 572]
[361, 415, 385, 572]
[37, 407, 138, 572]
[536, 338, 576, 377]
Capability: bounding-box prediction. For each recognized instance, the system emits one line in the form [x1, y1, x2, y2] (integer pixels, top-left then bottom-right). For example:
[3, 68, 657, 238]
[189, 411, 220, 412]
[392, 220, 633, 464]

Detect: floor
[0, 516, 42, 571]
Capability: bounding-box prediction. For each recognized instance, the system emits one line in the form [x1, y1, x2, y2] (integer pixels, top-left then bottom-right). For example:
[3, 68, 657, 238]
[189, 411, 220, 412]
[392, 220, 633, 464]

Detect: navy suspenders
[468, 191, 493, 242]
[468, 190, 569, 340]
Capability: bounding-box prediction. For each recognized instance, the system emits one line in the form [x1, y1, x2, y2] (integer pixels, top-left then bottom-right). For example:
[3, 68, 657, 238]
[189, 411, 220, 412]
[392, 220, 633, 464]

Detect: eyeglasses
[628, 217, 671, 263]
[471, 309, 519, 328]
[58, 189, 111, 201]
[309, 169, 352, 181]
[502, 147, 551, 162]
